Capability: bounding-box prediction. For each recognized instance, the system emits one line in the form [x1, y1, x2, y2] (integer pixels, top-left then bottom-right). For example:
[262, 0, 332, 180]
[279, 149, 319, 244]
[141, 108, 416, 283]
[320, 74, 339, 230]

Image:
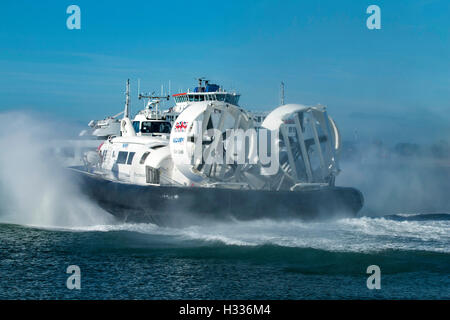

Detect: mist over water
[0, 112, 115, 227]
[337, 145, 450, 215]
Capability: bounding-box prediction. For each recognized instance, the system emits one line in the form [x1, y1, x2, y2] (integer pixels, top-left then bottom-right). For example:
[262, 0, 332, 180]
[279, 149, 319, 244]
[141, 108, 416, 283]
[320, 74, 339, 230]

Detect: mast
[121, 79, 136, 137]
[124, 79, 130, 118]
[280, 81, 285, 105]
[138, 92, 170, 117]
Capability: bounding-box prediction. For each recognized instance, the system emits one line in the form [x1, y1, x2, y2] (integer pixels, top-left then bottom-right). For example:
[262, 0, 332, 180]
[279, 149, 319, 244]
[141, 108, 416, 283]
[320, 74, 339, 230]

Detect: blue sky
[0, 0, 448, 143]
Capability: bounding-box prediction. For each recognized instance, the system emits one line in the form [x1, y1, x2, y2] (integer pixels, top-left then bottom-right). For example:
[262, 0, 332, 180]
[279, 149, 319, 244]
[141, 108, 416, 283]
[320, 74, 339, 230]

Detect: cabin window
[132, 121, 140, 133]
[217, 94, 225, 101]
[225, 95, 237, 105]
[127, 152, 135, 165]
[116, 151, 128, 164]
[188, 95, 194, 102]
[199, 95, 205, 101]
[140, 151, 150, 164]
[141, 121, 172, 134]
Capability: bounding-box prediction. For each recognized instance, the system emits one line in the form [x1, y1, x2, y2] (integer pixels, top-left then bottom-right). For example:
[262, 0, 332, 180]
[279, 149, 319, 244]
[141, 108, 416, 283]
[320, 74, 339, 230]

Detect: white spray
[0, 112, 115, 227]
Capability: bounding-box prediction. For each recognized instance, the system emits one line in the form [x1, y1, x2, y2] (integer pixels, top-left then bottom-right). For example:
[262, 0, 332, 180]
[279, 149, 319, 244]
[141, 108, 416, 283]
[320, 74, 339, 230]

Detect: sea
[0, 213, 449, 299]
[0, 113, 449, 299]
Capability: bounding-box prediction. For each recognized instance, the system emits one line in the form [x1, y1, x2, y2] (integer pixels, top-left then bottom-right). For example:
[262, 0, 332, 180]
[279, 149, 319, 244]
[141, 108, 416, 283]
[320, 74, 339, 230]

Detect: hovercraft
[69, 79, 364, 225]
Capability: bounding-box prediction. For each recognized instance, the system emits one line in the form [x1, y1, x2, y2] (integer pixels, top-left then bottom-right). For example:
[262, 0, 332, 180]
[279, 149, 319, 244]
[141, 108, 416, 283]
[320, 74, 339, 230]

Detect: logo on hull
[174, 121, 188, 132]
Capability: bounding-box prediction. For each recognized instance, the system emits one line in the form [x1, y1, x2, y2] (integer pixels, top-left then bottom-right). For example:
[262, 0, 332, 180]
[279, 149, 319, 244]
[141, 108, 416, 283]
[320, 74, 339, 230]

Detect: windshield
[141, 121, 171, 134]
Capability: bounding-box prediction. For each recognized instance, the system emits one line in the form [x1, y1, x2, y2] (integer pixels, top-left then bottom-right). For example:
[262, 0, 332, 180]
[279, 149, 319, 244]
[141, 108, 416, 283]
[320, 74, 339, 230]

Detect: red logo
[174, 121, 188, 132]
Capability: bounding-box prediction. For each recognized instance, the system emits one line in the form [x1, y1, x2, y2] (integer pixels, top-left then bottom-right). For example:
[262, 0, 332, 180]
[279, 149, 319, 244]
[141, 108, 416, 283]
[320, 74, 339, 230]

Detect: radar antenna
[196, 77, 206, 87]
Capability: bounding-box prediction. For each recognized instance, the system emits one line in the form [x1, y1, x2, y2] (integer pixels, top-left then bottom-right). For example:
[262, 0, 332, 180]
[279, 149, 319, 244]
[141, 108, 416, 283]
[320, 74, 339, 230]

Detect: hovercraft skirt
[68, 167, 364, 225]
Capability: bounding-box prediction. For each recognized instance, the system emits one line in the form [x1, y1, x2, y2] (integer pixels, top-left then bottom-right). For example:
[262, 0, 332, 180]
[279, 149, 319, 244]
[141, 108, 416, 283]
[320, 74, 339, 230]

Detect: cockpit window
[141, 121, 171, 134]
[225, 95, 234, 104]
[132, 121, 140, 133]
[183, 93, 238, 105]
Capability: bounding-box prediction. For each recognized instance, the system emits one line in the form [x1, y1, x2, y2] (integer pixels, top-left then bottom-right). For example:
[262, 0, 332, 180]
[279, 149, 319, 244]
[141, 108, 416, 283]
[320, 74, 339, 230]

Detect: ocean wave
[49, 214, 450, 254]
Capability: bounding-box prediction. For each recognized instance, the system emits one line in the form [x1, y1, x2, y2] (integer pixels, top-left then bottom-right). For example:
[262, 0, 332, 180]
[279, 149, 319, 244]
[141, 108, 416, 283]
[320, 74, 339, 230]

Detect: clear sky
[0, 0, 448, 143]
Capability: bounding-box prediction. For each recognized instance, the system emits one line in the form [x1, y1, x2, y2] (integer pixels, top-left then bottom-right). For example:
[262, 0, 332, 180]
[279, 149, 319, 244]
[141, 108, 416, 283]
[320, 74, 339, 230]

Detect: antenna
[280, 81, 285, 105]
[137, 78, 140, 98]
[138, 93, 170, 101]
[161, 84, 164, 109]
